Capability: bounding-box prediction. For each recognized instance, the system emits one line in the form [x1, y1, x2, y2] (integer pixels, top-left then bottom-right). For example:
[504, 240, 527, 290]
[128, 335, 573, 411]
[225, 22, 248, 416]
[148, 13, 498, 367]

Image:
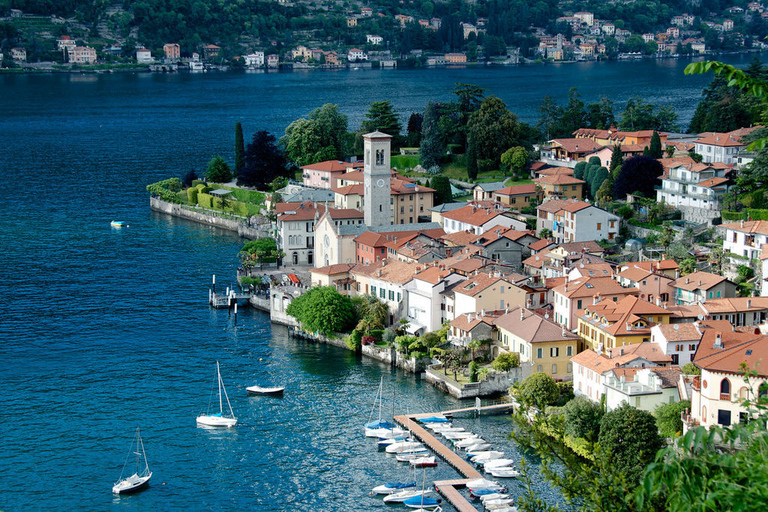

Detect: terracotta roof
[554, 276, 637, 299]
[332, 184, 365, 196]
[441, 230, 481, 247]
[606, 339, 673, 363]
[523, 253, 547, 269]
[535, 174, 586, 185]
[549, 138, 604, 154]
[301, 160, 363, 172]
[529, 239, 555, 251]
[694, 126, 759, 147]
[412, 265, 452, 284]
[581, 296, 671, 337]
[351, 258, 418, 285]
[700, 297, 768, 314]
[627, 259, 679, 272]
[560, 201, 592, 213]
[558, 241, 604, 254]
[721, 220, 768, 236]
[570, 349, 655, 374]
[494, 184, 538, 196]
[672, 271, 726, 291]
[441, 204, 511, 227]
[537, 199, 577, 213]
[310, 263, 358, 276]
[450, 257, 485, 274]
[537, 166, 574, 176]
[575, 263, 614, 277]
[449, 310, 502, 332]
[693, 327, 767, 377]
[276, 200, 361, 222]
[654, 322, 703, 343]
[454, 272, 511, 297]
[495, 307, 580, 343]
[328, 208, 364, 220]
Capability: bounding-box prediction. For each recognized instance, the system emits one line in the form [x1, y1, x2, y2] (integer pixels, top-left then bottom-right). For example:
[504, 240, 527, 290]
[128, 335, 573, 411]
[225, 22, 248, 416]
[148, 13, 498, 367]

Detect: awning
[405, 321, 426, 335]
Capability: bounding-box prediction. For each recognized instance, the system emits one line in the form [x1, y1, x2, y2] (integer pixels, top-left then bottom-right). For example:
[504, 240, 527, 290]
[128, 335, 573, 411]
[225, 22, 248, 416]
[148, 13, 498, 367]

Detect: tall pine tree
[649, 131, 663, 159]
[235, 122, 245, 176]
[420, 102, 444, 168]
[609, 145, 623, 173]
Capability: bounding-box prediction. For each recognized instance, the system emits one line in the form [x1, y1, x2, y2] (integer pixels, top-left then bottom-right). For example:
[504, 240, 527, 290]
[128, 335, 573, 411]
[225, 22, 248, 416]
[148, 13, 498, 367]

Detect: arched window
[292, 252, 298, 265]
[720, 378, 731, 399]
[739, 386, 749, 400]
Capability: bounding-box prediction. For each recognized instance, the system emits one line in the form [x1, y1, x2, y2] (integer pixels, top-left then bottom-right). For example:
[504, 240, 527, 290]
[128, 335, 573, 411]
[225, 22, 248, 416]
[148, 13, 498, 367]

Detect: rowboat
[246, 385, 284, 395]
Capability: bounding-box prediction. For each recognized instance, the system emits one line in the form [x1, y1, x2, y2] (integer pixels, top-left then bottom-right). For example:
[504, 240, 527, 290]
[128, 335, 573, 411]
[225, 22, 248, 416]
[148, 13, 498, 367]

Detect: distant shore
[2, 48, 764, 76]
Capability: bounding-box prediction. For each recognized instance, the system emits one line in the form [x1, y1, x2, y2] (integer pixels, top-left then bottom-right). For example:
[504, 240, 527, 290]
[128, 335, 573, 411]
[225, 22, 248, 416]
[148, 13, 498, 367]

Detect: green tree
[420, 102, 445, 168]
[596, 178, 613, 207]
[466, 141, 478, 180]
[619, 97, 679, 132]
[660, 221, 676, 253]
[649, 130, 663, 159]
[654, 400, 690, 438]
[234, 121, 245, 175]
[517, 372, 559, 411]
[609, 145, 624, 173]
[613, 155, 664, 199]
[309, 103, 349, 159]
[239, 130, 289, 189]
[501, 146, 528, 176]
[466, 96, 522, 167]
[452, 83, 486, 149]
[681, 362, 700, 375]
[563, 395, 604, 443]
[406, 112, 423, 147]
[430, 176, 452, 206]
[468, 361, 479, 382]
[538, 94, 561, 140]
[283, 104, 349, 166]
[491, 352, 519, 371]
[599, 403, 664, 484]
[361, 100, 402, 145]
[586, 97, 615, 130]
[590, 167, 610, 200]
[351, 294, 388, 332]
[206, 155, 232, 183]
[286, 286, 356, 335]
[239, 237, 279, 267]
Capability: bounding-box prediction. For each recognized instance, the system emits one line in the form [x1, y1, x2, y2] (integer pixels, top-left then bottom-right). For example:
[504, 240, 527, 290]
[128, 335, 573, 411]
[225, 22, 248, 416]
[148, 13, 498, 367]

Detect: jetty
[393, 403, 516, 512]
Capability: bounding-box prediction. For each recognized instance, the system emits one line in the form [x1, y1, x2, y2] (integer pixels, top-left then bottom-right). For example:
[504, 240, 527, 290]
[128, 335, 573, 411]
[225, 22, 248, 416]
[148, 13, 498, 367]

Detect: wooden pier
[442, 402, 515, 418]
[209, 291, 252, 309]
[393, 414, 483, 512]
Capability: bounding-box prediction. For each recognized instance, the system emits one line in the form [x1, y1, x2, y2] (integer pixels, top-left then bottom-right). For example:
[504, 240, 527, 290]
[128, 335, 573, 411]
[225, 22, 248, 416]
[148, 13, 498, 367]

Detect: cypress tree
[609, 145, 623, 172]
[466, 141, 478, 180]
[235, 122, 245, 175]
[649, 130, 663, 159]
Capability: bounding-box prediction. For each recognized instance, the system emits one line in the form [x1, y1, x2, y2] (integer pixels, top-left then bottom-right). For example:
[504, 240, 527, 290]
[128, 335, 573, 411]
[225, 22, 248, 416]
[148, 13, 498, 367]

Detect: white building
[363, 131, 392, 227]
[571, 349, 659, 406]
[404, 265, 464, 333]
[244, 52, 265, 67]
[347, 48, 368, 62]
[366, 35, 384, 45]
[694, 127, 759, 165]
[136, 48, 154, 63]
[441, 203, 526, 235]
[722, 220, 768, 261]
[651, 322, 704, 366]
[656, 163, 729, 213]
[603, 366, 682, 412]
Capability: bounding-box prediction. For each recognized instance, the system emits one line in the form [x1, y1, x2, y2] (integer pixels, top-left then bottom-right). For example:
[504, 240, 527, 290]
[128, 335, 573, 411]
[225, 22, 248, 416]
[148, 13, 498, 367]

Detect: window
[577, 299, 582, 310]
[500, 286, 505, 294]
[371, 286, 376, 295]
[552, 364, 558, 374]
[537, 348, 543, 359]
[567, 363, 572, 373]
[597, 223, 602, 230]
[720, 378, 731, 399]
[567, 346, 572, 356]
[550, 347, 559, 357]
[717, 409, 732, 426]
[537, 365, 543, 373]
[380, 288, 385, 299]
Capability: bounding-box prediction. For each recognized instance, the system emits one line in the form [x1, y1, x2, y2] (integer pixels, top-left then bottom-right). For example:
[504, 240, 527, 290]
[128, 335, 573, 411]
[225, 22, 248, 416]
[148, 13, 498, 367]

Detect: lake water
[0, 54, 761, 510]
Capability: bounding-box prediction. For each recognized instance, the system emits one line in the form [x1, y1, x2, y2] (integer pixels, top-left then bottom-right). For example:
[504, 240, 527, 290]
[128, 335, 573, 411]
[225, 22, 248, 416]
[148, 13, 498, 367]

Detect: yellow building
[577, 295, 672, 353]
[494, 306, 581, 380]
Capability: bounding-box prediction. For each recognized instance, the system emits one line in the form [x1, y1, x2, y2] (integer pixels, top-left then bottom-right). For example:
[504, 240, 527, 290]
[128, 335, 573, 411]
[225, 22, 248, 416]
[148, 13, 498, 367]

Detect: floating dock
[393, 404, 516, 512]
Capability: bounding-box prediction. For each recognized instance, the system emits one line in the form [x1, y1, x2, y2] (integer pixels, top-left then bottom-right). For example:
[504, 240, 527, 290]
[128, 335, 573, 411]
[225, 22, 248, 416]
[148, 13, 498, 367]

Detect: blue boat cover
[418, 416, 450, 423]
[404, 496, 440, 507]
[365, 419, 395, 429]
[385, 482, 416, 489]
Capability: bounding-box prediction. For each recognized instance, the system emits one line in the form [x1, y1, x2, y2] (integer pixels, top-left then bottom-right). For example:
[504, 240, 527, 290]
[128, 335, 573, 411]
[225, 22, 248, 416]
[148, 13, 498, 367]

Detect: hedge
[198, 192, 213, 209]
[722, 210, 768, 222]
[187, 187, 199, 204]
[146, 178, 184, 203]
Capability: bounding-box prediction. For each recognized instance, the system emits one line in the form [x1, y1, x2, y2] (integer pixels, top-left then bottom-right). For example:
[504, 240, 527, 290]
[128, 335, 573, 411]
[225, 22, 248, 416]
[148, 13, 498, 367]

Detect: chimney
[521, 308, 525, 320]
[698, 280, 702, 286]
[467, 313, 473, 322]
[481, 309, 485, 317]
[714, 333, 723, 349]
[561, 324, 566, 336]
[656, 297, 661, 307]
[686, 277, 690, 284]
[593, 294, 600, 305]
[626, 322, 632, 331]
[505, 306, 509, 314]
[377, 269, 382, 277]
[748, 299, 752, 308]
[741, 219, 745, 228]
[619, 348, 624, 356]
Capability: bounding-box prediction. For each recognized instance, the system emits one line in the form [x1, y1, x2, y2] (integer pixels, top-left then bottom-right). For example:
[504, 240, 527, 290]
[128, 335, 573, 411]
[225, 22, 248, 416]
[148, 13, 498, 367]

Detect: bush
[469, 361, 479, 383]
[191, 179, 205, 187]
[382, 328, 397, 344]
[563, 396, 604, 442]
[146, 178, 184, 203]
[346, 330, 363, 350]
[362, 335, 375, 346]
[517, 372, 559, 410]
[681, 362, 700, 375]
[598, 403, 664, 484]
[198, 193, 213, 208]
[370, 329, 384, 342]
[425, 165, 441, 175]
[187, 187, 199, 204]
[655, 400, 690, 438]
[491, 352, 519, 371]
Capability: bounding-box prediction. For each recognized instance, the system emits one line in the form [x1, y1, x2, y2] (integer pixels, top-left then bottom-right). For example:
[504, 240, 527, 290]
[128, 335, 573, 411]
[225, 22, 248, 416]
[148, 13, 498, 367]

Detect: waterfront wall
[150, 197, 268, 239]
[425, 363, 532, 399]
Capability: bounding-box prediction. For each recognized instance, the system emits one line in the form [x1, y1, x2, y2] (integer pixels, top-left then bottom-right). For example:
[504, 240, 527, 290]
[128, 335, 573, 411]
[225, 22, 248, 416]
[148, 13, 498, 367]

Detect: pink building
[302, 160, 364, 189]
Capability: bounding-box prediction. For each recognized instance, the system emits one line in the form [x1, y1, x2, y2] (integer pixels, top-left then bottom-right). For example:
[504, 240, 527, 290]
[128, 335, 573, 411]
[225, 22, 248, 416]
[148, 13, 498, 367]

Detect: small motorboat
[418, 415, 450, 424]
[484, 499, 516, 510]
[378, 435, 412, 448]
[371, 481, 417, 495]
[482, 459, 515, 471]
[246, 385, 284, 395]
[410, 456, 437, 468]
[466, 478, 505, 493]
[396, 451, 430, 462]
[386, 441, 423, 454]
[478, 493, 509, 502]
[455, 436, 484, 448]
[464, 444, 492, 454]
[404, 495, 441, 509]
[470, 451, 504, 463]
[442, 431, 476, 440]
[382, 489, 432, 503]
[111, 220, 129, 228]
[488, 467, 521, 479]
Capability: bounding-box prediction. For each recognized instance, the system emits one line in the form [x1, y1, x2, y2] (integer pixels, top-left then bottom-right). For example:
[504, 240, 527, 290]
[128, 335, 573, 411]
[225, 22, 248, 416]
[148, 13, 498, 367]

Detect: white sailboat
[364, 376, 395, 437]
[112, 427, 152, 494]
[196, 361, 237, 428]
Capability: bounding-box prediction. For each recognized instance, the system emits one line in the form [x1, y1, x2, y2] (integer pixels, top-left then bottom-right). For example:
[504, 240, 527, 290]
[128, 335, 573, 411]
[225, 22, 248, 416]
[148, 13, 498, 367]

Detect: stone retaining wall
[150, 197, 269, 239]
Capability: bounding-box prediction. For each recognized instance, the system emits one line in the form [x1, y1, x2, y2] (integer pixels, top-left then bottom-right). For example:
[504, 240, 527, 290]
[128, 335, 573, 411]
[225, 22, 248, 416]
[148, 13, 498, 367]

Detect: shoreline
[3, 49, 764, 76]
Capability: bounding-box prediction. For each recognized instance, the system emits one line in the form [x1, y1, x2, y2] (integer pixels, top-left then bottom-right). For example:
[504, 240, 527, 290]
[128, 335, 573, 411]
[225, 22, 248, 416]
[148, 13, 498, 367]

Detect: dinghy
[409, 456, 437, 468]
[404, 495, 441, 509]
[386, 441, 423, 454]
[488, 467, 521, 478]
[418, 415, 450, 423]
[470, 451, 504, 462]
[395, 450, 430, 462]
[371, 481, 417, 495]
[246, 385, 284, 395]
[464, 443, 492, 454]
[382, 489, 432, 503]
[482, 459, 515, 471]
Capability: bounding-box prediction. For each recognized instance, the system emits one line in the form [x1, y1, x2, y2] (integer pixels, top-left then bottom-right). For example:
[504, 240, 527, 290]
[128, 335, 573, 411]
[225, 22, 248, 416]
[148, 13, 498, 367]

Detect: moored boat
[404, 495, 441, 509]
[371, 481, 417, 495]
[110, 220, 129, 228]
[410, 456, 437, 468]
[246, 384, 284, 395]
[382, 489, 432, 503]
[488, 467, 521, 478]
[112, 427, 152, 494]
[196, 361, 237, 428]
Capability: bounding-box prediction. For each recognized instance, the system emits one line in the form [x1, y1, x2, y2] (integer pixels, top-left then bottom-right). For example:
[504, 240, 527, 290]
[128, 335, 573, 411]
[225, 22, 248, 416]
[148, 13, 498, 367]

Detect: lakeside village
[4, 1, 768, 73]
[145, 80, 768, 506]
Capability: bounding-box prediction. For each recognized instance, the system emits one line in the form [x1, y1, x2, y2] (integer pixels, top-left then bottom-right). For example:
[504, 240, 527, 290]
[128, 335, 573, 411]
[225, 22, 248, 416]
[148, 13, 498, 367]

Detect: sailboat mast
[217, 361, 223, 414]
[135, 427, 140, 475]
[378, 376, 383, 422]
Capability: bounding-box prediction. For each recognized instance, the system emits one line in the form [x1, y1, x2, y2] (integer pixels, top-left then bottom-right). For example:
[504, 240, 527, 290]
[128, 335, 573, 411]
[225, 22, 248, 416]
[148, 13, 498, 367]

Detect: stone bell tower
[363, 131, 392, 227]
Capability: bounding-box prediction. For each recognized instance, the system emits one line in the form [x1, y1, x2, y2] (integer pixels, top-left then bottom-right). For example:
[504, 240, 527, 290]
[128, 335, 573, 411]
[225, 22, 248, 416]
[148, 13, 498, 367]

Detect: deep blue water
[0, 54, 763, 510]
